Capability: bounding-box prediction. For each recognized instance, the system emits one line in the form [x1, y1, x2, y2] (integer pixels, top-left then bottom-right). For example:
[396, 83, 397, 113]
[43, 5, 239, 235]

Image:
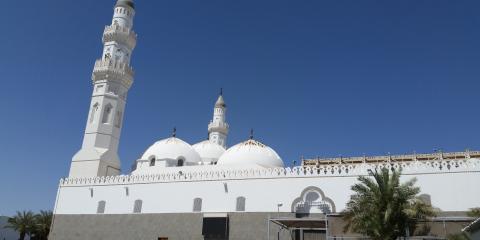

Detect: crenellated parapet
[60, 157, 480, 187]
[102, 25, 137, 50]
[92, 59, 134, 88]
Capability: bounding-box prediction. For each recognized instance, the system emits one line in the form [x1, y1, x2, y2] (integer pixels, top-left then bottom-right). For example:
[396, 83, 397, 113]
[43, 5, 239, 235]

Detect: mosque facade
[50, 1, 480, 239]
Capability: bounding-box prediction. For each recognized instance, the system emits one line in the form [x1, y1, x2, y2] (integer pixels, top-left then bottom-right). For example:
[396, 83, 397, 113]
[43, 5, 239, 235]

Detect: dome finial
[250, 129, 254, 140]
[220, 88, 223, 96]
[172, 127, 177, 137]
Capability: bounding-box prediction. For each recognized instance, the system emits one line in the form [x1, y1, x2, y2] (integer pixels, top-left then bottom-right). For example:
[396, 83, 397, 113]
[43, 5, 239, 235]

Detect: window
[236, 197, 245, 211]
[89, 103, 99, 123]
[149, 157, 156, 166]
[102, 104, 113, 124]
[177, 158, 184, 167]
[193, 198, 202, 212]
[133, 199, 142, 213]
[97, 200, 106, 214]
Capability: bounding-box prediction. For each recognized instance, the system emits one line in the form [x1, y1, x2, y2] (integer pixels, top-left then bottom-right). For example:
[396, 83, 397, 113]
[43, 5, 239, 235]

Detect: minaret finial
[172, 127, 177, 137]
[220, 88, 223, 96]
[250, 129, 254, 140]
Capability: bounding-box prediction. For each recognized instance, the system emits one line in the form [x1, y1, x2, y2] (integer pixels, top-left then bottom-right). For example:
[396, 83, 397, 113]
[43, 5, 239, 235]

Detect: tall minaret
[208, 89, 229, 148]
[69, 0, 137, 178]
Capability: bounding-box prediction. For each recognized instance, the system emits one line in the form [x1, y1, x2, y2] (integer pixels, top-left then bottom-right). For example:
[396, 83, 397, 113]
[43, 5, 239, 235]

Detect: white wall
[54, 159, 480, 215]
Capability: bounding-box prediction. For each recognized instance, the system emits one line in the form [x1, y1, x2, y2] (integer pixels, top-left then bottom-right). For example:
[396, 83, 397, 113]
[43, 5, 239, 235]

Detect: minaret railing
[92, 59, 134, 88]
[102, 25, 137, 50]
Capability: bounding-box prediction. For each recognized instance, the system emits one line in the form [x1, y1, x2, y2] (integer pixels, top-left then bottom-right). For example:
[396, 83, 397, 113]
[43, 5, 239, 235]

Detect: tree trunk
[19, 232, 25, 240]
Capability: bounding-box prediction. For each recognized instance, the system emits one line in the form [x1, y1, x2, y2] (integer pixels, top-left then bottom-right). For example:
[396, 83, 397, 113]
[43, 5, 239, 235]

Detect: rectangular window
[193, 198, 202, 212]
[133, 200, 142, 213]
[236, 197, 246, 212]
[97, 201, 106, 214]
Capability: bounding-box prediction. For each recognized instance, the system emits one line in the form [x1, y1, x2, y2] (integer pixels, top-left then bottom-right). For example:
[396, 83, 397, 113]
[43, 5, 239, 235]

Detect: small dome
[116, 0, 135, 9]
[217, 139, 284, 168]
[141, 137, 201, 165]
[192, 140, 226, 164]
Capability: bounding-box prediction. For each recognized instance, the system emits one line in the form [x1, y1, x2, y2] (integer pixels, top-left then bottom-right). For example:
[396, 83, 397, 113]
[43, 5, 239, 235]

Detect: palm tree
[31, 210, 53, 240]
[342, 168, 436, 240]
[4, 211, 35, 240]
[467, 207, 480, 218]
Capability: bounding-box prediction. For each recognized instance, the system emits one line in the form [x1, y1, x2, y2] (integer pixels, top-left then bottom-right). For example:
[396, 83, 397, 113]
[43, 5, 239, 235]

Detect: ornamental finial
[250, 129, 254, 140]
[220, 88, 223, 96]
[172, 127, 177, 137]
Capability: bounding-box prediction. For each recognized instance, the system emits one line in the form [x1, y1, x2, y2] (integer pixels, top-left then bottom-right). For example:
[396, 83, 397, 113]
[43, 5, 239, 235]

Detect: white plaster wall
[54, 169, 480, 215]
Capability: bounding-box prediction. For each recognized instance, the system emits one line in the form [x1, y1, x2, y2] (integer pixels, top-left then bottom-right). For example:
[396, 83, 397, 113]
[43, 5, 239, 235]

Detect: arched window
[102, 104, 113, 124]
[236, 196, 246, 211]
[133, 199, 142, 213]
[177, 158, 184, 167]
[149, 157, 156, 167]
[89, 103, 99, 123]
[193, 198, 202, 212]
[97, 200, 106, 214]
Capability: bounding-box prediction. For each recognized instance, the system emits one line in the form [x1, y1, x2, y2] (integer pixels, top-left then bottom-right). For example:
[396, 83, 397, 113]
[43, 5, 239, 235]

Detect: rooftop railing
[302, 150, 480, 166]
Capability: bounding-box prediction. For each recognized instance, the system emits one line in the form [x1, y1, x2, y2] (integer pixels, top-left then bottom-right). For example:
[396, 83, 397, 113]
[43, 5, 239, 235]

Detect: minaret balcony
[102, 25, 137, 50]
[208, 121, 229, 134]
[92, 59, 134, 88]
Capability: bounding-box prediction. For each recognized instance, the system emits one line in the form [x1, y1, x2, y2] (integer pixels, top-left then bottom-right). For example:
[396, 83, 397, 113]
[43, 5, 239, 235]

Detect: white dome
[141, 137, 202, 165]
[192, 140, 226, 164]
[217, 139, 284, 168]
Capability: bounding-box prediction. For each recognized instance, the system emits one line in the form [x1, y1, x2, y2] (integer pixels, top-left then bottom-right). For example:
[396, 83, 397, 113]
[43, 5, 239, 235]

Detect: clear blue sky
[0, 0, 479, 216]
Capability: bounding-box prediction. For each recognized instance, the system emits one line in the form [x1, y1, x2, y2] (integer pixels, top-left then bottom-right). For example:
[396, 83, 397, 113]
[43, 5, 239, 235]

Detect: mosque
[50, 1, 480, 239]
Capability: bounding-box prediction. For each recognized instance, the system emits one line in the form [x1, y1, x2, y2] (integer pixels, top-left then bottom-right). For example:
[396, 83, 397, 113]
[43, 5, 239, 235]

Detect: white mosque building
[50, 1, 480, 239]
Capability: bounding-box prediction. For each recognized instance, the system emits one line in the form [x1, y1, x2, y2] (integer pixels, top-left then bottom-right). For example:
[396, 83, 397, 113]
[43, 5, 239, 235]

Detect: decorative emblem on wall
[291, 186, 336, 214]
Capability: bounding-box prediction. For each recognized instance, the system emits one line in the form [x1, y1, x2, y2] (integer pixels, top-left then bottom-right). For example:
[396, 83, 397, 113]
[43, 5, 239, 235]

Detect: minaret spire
[69, 0, 137, 178]
[208, 91, 229, 148]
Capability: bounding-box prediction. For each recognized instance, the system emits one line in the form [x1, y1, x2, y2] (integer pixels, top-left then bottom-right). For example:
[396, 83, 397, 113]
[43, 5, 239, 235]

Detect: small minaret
[208, 89, 229, 148]
[69, 0, 137, 178]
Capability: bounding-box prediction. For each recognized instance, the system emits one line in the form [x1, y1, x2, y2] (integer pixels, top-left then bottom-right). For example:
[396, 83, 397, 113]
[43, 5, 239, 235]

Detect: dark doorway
[202, 217, 228, 240]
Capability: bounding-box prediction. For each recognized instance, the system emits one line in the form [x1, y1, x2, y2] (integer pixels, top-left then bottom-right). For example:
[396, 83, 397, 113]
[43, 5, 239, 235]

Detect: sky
[0, 0, 479, 216]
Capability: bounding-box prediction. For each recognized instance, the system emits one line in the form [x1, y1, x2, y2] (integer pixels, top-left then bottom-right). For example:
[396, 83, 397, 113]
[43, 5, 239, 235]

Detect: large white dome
[141, 137, 202, 165]
[217, 139, 284, 168]
[192, 140, 226, 164]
